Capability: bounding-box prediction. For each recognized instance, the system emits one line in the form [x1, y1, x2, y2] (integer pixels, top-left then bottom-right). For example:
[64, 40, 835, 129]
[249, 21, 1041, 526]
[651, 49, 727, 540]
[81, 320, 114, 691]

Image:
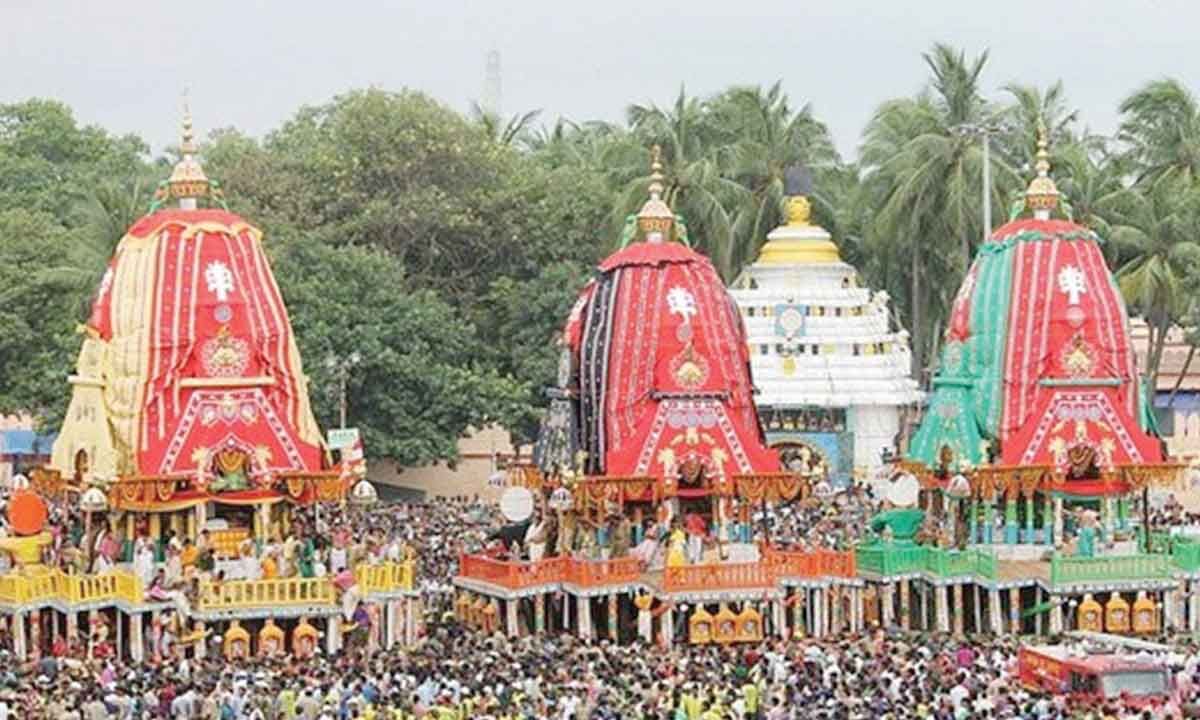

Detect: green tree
[1102, 177, 1200, 389]
[482, 261, 592, 443]
[706, 82, 840, 276]
[1052, 137, 1124, 241]
[858, 44, 1020, 378]
[268, 234, 526, 465]
[622, 88, 742, 270]
[1000, 81, 1080, 168]
[0, 99, 148, 223]
[255, 88, 516, 304]
[0, 209, 91, 428]
[470, 103, 542, 148]
[1118, 79, 1200, 186]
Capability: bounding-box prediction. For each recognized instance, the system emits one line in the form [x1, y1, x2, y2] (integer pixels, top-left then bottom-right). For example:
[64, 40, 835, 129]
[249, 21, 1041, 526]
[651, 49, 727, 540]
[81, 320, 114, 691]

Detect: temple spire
[637, 145, 674, 243]
[1025, 120, 1060, 220]
[168, 93, 210, 209]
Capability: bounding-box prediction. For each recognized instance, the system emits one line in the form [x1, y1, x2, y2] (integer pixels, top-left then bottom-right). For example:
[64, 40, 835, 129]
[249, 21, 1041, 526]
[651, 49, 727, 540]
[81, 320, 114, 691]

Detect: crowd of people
[491, 485, 877, 572]
[0, 490, 1199, 717]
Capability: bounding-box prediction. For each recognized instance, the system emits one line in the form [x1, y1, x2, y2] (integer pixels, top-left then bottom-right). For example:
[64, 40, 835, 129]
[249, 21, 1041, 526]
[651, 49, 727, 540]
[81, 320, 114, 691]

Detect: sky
[2, 0, 1197, 161]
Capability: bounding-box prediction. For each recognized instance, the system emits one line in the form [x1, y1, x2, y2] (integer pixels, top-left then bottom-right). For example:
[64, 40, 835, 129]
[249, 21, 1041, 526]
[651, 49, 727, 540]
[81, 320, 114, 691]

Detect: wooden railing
[457, 549, 858, 592]
[1050, 553, 1171, 585]
[563, 557, 641, 587]
[62, 572, 122, 604]
[196, 576, 335, 611]
[0, 570, 143, 606]
[766, 548, 857, 578]
[0, 560, 411, 611]
[456, 555, 567, 590]
[113, 571, 144, 604]
[662, 561, 776, 592]
[856, 543, 927, 576]
[355, 561, 416, 593]
[855, 543, 997, 579]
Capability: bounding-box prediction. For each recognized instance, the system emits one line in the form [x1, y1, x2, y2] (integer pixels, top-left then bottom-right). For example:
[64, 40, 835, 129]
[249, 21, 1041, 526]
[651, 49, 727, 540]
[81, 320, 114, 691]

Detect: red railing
[562, 557, 641, 587]
[766, 548, 857, 578]
[663, 561, 776, 592]
[458, 547, 857, 592]
[457, 555, 566, 590]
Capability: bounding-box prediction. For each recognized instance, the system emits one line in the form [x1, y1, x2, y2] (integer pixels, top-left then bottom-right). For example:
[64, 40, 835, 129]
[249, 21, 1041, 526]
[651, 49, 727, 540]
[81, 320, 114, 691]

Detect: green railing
[1050, 553, 1171, 585]
[856, 543, 996, 579]
[1171, 538, 1200, 571]
[925, 547, 997, 579]
[856, 543, 926, 576]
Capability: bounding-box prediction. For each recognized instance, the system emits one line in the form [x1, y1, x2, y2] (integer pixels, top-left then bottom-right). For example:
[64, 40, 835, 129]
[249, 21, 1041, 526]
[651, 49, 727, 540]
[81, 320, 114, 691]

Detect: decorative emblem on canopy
[1061, 334, 1096, 378]
[1057, 265, 1086, 306]
[201, 326, 250, 377]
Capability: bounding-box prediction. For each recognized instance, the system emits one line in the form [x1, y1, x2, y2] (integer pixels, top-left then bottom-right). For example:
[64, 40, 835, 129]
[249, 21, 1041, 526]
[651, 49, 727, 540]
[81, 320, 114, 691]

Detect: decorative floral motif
[670, 343, 710, 389]
[666, 286, 697, 322]
[774, 305, 805, 339]
[1061, 334, 1095, 378]
[201, 326, 250, 378]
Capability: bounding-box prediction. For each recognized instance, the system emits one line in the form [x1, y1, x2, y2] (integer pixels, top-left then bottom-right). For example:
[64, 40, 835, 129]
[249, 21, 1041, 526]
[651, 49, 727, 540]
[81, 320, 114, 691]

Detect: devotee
[0, 489, 1197, 719]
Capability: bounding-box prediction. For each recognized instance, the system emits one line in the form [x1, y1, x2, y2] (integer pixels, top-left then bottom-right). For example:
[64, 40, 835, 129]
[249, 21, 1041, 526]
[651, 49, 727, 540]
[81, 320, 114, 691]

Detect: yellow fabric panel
[108, 232, 160, 469]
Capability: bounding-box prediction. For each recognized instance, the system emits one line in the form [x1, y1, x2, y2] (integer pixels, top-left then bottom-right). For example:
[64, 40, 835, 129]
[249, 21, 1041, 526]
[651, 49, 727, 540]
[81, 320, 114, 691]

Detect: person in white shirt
[558, 693, 580, 720]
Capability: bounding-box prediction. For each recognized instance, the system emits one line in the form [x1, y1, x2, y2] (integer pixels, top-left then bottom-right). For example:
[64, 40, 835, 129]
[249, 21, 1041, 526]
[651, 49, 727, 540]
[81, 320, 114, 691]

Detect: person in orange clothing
[179, 538, 199, 568]
[261, 547, 278, 579]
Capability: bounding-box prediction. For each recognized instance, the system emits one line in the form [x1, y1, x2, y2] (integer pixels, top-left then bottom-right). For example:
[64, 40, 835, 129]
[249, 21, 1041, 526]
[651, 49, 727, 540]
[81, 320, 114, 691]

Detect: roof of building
[1130, 319, 1200, 391]
[0, 429, 56, 455]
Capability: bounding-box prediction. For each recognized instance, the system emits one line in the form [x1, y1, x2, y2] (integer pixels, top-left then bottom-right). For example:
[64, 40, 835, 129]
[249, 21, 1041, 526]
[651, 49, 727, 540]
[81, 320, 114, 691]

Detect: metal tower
[482, 50, 502, 117]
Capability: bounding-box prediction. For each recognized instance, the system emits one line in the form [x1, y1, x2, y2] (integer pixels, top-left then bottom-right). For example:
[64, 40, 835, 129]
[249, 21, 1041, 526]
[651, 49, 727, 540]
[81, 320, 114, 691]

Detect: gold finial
[637, 144, 674, 242]
[1025, 119, 1059, 217]
[648, 144, 665, 199]
[1034, 120, 1050, 176]
[180, 95, 197, 156]
[168, 91, 209, 205]
[785, 196, 812, 227]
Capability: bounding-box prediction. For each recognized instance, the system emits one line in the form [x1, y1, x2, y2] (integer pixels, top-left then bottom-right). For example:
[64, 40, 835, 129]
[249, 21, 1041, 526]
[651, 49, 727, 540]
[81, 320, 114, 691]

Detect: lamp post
[951, 121, 1009, 244]
[325, 351, 362, 429]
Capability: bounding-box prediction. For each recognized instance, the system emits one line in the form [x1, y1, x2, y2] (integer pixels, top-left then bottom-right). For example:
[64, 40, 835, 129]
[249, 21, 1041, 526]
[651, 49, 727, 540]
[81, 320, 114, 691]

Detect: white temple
[728, 194, 921, 485]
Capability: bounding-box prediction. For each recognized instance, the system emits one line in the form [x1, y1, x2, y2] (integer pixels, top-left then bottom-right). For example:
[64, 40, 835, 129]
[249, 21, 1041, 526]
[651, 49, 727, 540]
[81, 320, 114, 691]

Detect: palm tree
[1118, 79, 1200, 186]
[528, 119, 644, 188]
[622, 88, 744, 273]
[1000, 81, 1080, 168]
[1101, 177, 1200, 390]
[707, 81, 840, 276]
[1051, 137, 1124, 242]
[858, 44, 1020, 379]
[470, 102, 542, 147]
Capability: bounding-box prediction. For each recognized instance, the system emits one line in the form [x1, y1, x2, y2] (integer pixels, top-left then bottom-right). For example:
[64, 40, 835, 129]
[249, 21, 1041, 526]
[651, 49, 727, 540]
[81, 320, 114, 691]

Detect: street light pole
[339, 374, 348, 429]
[325, 351, 362, 430]
[952, 121, 1008, 245]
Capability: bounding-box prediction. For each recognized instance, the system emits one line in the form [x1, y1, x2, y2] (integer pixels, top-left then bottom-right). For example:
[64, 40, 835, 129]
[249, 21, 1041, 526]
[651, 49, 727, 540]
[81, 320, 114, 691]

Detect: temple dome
[729, 190, 920, 484]
[51, 108, 332, 502]
[908, 128, 1164, 484]
[537, 150, 779, 484]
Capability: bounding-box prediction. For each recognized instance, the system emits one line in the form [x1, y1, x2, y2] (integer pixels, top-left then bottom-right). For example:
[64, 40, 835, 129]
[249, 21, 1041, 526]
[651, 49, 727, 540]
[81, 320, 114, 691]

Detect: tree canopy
[2, 49, 1200, 466]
